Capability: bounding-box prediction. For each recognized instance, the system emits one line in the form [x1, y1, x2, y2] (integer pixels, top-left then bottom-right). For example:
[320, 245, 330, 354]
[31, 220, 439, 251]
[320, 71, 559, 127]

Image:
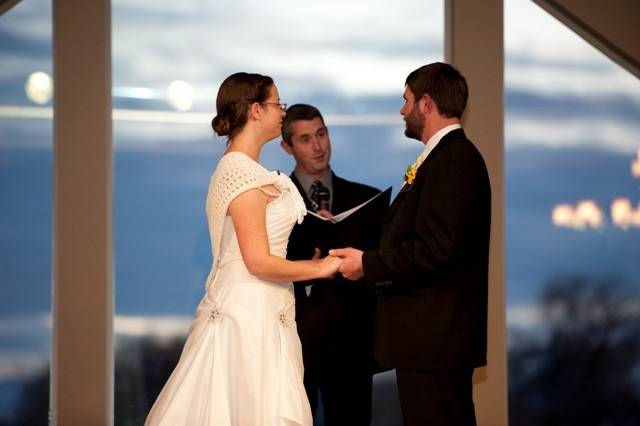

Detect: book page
[306, 187, 390, 223]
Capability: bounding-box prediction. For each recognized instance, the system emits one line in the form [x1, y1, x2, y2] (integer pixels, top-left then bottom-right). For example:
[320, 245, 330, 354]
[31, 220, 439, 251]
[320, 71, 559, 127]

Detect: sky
[2, 0, 639, 152]
[0, 0, 639, 403]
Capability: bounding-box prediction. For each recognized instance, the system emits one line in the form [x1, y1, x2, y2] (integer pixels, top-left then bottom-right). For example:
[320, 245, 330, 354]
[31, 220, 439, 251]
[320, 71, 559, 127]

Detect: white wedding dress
[145, 152, 312, 426]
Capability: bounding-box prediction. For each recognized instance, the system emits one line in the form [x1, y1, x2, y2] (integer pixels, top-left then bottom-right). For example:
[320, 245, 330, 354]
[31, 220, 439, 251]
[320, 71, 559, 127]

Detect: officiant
[281, 104, 384, 425]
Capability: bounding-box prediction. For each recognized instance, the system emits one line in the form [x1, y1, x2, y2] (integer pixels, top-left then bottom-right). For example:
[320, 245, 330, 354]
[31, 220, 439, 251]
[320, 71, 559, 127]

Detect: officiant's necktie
[309, 180, 330, 212]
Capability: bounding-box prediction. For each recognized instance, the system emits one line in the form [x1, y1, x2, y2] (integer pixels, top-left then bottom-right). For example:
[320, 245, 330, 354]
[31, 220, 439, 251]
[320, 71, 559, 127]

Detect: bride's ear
[248, 102, 264, 121]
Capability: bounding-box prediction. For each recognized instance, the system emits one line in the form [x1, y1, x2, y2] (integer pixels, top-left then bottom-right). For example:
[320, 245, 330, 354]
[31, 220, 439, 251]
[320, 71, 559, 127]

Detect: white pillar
[445, 0, 508, 425]
[52, 0, 113, 424]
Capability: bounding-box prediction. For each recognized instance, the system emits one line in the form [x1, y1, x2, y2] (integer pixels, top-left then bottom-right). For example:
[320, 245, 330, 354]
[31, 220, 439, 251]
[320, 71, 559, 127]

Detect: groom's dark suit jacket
[362, 128, 491, 371]
[287, 173, 381, 369]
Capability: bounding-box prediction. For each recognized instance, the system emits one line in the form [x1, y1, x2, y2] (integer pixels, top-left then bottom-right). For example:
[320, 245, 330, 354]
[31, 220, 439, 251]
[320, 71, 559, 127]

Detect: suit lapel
[383, 129, 463, 224]
[416, 127, 462, 171]
[331, 173, 351, 214]
[383, 157, 428, 223]
[383, 185, 413, 223]
[290, 173, 313, 210]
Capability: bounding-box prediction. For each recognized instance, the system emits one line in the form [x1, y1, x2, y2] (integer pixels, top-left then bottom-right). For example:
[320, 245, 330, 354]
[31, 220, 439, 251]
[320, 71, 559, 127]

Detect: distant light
[551, 200, 604, 230]
[551, 204, 575, 228]
[166, 80, 194, 111]
[611, 198, 640, 230]
[631, 149, 640, 178]
[25, 71, 53, 105]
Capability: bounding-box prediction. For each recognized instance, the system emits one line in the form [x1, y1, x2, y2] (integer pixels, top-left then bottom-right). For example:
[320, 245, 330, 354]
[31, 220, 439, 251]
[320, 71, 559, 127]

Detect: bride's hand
[318, 255, 342, 279]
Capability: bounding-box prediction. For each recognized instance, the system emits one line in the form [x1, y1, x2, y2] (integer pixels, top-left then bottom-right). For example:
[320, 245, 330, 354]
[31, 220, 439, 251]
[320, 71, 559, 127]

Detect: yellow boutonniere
[404, 163, 417, 186]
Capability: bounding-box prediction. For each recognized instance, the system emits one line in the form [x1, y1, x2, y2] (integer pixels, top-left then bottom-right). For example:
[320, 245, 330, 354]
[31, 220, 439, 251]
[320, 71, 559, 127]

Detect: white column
[52, 0, 113, 424]
[445, 0, 508, 425]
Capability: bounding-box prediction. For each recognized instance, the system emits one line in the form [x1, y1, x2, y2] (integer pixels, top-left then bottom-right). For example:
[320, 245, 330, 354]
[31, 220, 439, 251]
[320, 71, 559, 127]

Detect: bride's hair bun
[211, 72, 274, 140]
[211, 115, 230, 137]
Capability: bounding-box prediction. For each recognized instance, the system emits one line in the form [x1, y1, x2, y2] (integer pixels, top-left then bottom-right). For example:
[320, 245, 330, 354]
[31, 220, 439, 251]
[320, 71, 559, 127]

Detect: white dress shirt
[401, 123, 462, 188]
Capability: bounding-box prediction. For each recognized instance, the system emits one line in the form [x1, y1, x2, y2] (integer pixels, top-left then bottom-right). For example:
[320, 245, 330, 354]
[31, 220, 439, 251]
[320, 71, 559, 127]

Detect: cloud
[0, 313, 193, 379]
[2, 0, 640, 156]
[2, 0, 444, 105]
[505, 61, 640, 99]
[0, 0, 52, 82]
[0, 1, 50, 40]
[110, 0, 443, 101]
[4, 0, 640, 102]
[508, 298, 640, 330]
[506, 114, 640, 154]
[114, 314, 192, 338]
[0, 313, 50, 337]
[0, 351, 48, 380]
[0, 312, 195, 340]
[507, 304, 543, 328]
[552, 200, 605, 230]
[504, 0, 640, 101]
[505, 85, 640, 154]
[505, 0, 626, 65]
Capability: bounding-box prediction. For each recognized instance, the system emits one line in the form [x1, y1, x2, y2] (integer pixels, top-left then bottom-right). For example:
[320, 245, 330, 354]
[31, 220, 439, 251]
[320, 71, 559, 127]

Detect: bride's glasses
[260, 102, 287, 112]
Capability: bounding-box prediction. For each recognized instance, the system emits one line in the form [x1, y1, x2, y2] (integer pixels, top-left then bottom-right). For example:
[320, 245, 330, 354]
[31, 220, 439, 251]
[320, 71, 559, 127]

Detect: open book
[287, 187, 391, 294]
[307, 187, 392, 223]
[294, 187, 391, 255]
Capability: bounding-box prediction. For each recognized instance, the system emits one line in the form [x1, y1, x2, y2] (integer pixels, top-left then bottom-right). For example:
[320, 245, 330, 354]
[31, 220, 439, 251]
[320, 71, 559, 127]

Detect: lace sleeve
[205, 152, 280, 265]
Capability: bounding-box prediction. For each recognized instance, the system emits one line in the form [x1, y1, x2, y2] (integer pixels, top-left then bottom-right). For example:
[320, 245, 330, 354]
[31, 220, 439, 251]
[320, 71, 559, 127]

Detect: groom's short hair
[405, 62, 468, 119]
[281, 104, 326, 145]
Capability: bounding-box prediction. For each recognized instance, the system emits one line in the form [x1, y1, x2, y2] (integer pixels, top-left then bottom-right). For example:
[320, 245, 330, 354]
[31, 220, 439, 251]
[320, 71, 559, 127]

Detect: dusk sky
[0, 0, 639, 421]
[2, 0, 639, 328]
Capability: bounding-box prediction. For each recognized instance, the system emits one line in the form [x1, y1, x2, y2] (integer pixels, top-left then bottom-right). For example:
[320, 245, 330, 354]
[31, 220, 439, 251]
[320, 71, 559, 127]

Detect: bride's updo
[211, 72, 274, 138]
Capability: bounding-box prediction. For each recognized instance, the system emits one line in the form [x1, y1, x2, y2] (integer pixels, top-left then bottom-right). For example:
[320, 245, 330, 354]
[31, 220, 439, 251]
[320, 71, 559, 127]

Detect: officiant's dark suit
[281, 104, 382, 425]
[332, 63, 491, 426]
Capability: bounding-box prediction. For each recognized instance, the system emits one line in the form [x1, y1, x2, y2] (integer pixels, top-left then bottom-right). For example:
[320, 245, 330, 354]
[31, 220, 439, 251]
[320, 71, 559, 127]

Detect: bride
[145, 72, 341, 426]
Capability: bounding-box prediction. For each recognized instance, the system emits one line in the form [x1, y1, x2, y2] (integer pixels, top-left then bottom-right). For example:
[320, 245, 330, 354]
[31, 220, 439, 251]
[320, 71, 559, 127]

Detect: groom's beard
[404, 107, 424, 141]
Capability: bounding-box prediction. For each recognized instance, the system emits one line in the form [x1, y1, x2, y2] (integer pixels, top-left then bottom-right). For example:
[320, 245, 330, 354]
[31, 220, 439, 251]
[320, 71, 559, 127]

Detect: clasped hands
[313, 247, 364, 281]
[311, 209, 364, 280]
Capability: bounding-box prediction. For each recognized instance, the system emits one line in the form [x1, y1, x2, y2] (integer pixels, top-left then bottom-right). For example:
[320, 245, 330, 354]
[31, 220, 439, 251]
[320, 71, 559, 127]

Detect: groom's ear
[421, 94, 438, 116]
[419, 94, 430, 113]
[280, 139, 293, 155]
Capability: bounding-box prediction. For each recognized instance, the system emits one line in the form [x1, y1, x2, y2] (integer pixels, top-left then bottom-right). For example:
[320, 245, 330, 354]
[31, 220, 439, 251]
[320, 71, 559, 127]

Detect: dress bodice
[216, 188, 305, 268]
[205, 152, 307, 276]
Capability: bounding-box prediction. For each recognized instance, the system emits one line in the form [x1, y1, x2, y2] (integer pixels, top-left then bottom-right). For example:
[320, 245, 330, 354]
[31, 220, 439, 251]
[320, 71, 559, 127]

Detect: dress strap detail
[257, 186, 281, 197]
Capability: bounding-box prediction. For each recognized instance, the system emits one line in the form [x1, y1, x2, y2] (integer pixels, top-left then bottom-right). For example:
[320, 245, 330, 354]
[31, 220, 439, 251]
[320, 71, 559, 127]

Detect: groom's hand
[329, 247, 364, 281]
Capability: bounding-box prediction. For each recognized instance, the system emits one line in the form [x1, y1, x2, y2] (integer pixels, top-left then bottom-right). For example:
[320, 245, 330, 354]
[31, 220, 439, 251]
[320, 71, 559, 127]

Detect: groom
[331, 62, 491, 426]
